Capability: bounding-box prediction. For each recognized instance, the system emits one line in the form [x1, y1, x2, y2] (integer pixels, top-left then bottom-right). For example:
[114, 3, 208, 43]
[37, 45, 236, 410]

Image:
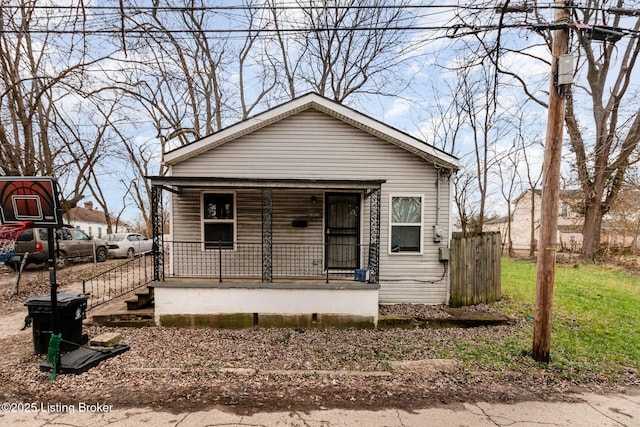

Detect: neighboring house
[484, 189, 583, 252]
[148, 93, 459, 328]
[485, 188, 638, 253]
[65, 201, 132, 238]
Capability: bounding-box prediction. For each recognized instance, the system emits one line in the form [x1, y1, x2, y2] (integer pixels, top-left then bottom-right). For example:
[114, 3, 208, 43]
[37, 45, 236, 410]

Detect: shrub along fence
[449, 232, 501, 307]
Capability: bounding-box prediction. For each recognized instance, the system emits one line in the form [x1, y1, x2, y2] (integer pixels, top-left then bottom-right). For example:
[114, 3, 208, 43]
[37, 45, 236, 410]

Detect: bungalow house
[148, 93, 459, 328]
[65, 201, 132, 238]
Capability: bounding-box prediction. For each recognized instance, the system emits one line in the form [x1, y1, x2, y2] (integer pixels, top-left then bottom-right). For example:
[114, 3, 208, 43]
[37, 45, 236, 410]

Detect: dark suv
[7, 226, 108, 269]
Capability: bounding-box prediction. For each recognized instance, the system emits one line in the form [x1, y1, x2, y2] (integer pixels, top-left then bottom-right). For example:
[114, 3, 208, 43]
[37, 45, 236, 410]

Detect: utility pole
[532, 0, 570, 362]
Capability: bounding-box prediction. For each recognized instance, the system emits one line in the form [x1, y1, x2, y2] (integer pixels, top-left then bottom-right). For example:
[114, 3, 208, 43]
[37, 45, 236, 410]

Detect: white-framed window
[389, 194, 423, 254]
[202, 192, 236, 249]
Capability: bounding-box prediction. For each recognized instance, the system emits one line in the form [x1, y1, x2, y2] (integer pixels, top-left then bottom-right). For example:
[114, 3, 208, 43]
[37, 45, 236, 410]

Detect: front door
[325, 193, 360, 270]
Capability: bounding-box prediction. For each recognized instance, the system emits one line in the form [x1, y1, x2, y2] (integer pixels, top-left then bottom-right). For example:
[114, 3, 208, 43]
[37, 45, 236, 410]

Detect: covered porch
[148, 176, 384, 327]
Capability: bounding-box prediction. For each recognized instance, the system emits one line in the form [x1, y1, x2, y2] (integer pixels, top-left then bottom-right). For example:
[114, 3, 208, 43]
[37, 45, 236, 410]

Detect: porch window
[202, 192, 235, 249]
[390, 195, 423, 253]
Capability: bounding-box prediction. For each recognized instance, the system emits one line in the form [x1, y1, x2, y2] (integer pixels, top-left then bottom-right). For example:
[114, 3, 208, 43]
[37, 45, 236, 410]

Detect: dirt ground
[0, 261, 637, 415]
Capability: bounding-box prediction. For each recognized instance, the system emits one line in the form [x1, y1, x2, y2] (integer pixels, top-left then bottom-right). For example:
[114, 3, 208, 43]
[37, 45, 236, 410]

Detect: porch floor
[156, 276, 379, 289]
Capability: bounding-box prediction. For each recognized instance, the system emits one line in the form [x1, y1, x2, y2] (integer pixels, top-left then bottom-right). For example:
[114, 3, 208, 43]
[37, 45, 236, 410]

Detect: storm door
[325, 193, 361, 270]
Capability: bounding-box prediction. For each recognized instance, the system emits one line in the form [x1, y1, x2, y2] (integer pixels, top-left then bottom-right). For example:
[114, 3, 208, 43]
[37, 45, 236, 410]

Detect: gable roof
[66, 204, 132, 229]
[515, 188, 584, 205]
[67, 205, 110, 224]
[163, 93, 459, 170]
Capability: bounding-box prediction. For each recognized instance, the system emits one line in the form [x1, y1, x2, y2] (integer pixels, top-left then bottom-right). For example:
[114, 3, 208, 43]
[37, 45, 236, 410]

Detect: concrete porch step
[91, 311, 155, 327]
[125, 286, 154, 311]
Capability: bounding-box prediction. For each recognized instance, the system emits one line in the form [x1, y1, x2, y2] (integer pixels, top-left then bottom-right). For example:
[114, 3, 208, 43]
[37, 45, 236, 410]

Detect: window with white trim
[202, 192, 235, 249]
[390, 195, 423, 253]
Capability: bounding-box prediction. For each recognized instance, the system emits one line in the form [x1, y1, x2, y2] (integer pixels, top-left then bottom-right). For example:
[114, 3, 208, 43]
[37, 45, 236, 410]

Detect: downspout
[433, 168, 444, 242]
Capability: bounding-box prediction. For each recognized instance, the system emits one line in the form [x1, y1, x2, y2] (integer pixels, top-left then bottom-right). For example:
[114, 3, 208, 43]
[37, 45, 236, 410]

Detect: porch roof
[147, 176, 386, 192]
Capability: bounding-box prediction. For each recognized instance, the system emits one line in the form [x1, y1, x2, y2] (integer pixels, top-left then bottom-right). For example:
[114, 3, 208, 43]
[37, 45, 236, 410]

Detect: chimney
[84, 201, 94, 210]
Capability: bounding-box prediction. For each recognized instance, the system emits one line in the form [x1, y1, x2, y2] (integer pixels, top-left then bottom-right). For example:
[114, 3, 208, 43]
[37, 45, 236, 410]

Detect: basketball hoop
[0, 221, 30, 263]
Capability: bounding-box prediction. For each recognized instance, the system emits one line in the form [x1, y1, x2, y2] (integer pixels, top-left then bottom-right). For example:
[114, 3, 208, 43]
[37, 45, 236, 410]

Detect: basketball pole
[48, 229, 60, 334]
[47, 227, 61, 374]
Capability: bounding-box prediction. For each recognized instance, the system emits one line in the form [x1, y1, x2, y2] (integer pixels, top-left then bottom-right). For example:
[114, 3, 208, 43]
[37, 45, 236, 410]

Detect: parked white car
[105, 233, 153, 258]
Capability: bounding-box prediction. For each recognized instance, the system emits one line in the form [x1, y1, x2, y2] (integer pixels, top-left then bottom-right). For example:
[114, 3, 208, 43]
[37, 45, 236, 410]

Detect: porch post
[262, 188, 273, 282]
[368, 187, 381, 283]
[151, 184, 165, 281]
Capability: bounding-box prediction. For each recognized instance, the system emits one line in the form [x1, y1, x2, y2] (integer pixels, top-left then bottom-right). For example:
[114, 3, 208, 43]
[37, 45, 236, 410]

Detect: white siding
[170, 109, 451, 304]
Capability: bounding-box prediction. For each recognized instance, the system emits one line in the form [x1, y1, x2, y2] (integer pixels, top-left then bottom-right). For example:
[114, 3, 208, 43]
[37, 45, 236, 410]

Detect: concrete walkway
[2, 390, 639, 426]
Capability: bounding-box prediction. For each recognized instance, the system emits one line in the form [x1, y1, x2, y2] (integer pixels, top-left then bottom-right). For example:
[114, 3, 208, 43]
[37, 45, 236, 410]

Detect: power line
[0, 2, 630, 16]
[0, 2, 633, 16]
[0, 23, 523, 34]
[0, 3, 559, 12]
[1, 24, 637, 38]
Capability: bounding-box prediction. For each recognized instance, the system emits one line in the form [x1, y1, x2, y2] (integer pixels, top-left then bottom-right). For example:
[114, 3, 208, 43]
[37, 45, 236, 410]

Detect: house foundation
[153, 281, 379, 329]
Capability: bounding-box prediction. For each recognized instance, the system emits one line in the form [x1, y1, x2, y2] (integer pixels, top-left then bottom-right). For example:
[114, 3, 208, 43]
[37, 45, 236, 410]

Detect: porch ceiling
[147, 176, 386, 192]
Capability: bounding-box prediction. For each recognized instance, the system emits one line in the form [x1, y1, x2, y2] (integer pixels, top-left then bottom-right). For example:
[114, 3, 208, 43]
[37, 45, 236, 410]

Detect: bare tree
[53, 94, 117, 227]
[238, 3, 278, 119]
[0, 1, 123, 227]
[119, 1, 237, 153]
[413, 81, 466, 155]
[0, 2, 109, 178]
[111, 126, 157, 237]
[521, 138, 544, 257]
[454, 60, 508, 232]
[452, 166, 478, 234]
[262, 0, 416, 102]
[495, 143, 522, 256]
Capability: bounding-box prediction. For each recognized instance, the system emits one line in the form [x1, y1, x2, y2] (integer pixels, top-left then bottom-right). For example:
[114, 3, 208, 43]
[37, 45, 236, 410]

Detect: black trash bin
[24, 293, 89, 354]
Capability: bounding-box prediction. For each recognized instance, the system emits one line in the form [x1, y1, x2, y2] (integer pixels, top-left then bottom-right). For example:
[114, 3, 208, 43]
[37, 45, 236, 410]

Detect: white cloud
[385, 98, 413, 121]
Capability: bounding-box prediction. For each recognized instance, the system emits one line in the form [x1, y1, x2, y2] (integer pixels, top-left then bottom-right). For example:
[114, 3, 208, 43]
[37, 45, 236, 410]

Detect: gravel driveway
[0, 263, 636, 414]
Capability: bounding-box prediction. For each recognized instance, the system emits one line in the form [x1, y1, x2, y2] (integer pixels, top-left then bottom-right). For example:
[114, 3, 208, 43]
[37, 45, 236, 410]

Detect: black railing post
[261, 189, 273, 283]
[367, 187, 381, 284]
[151, 185, 164, 281]
[218, 240, 223, 283]
[144, 252, 148, 285]
[325, 242, 329, 284]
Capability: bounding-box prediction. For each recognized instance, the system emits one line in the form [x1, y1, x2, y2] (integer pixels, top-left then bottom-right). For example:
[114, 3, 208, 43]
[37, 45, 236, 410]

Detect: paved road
[2, 390, 639, 426]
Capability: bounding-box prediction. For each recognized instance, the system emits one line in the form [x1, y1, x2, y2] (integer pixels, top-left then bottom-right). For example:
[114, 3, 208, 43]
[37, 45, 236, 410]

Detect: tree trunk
[581, 202, 604, 258]
[507, 204, 514, 257]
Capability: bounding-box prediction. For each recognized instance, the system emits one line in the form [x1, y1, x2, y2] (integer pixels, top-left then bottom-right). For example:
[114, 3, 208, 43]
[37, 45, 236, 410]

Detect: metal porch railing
[82, 253, 154, 310]
[162, 241, 373, 284]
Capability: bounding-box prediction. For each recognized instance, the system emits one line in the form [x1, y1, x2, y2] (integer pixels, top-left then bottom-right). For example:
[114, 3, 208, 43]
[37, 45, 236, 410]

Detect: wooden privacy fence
[449, 232, 501, 307]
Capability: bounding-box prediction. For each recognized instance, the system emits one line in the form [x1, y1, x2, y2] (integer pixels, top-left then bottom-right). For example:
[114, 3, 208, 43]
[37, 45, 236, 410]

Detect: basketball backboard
[0, 177, 62, 227]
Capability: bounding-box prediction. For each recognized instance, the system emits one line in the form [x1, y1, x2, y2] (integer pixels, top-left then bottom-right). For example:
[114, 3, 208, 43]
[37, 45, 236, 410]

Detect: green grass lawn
[441, 258, 640, 382]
